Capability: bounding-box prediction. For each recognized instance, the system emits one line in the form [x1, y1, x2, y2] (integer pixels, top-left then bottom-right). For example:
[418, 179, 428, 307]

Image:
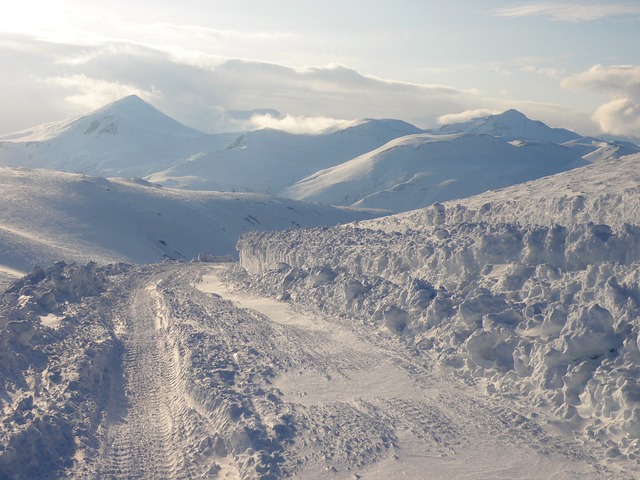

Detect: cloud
[0, 34, 481, 133]
[562, 64, 640, 94]
[143, 23, 293, 43]
[563, 64, 640, 135]
[495, 3, 640, 22]
[0, 33, 596, 137]
[592, 98, 640, 136]
[437, 109, 502, 125]
[41, 74, 159, 110]
[247, 114, 347, 134]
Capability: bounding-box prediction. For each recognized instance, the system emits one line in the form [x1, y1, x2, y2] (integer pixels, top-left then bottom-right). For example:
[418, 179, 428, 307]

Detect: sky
[1, 0, 639, 138]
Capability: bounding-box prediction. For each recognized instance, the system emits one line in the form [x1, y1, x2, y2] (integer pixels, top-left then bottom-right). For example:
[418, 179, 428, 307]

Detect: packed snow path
[55, 262, 610, 479]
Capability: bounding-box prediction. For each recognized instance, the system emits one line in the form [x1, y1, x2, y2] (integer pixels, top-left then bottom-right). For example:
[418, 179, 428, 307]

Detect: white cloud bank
[248, 114, 347, 134]
[0, 35, 481, 134]
[563, 65, 640, 136]
[42, 74, 159, 110]
[0, 34, 600, 137]
[437, 109, 503, 125]
[495, 3, 640, 22]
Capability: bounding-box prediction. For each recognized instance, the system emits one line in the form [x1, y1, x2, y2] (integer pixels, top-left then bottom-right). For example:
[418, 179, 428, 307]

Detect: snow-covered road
[60, 263, 610, 479]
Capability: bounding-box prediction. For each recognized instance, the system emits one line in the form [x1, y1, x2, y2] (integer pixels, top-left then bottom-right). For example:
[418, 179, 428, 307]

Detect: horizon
[1, 1, 639, 139]
[1, 93, 588, 139]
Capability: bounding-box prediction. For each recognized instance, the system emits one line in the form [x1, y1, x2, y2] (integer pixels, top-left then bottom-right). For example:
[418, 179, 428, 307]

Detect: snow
[281, 133, 589, 212]
[0, 166, 383, 290]
[433, 109, 581, 143]
[236, 154, 640, 476]
[1, 95, 640, 478]
[0, 259, 610, 479]
[0, 97, 422, 194]
[0, 95, 238, 178]
[145, 118, 423, 193]
[370, 153, 640, 231]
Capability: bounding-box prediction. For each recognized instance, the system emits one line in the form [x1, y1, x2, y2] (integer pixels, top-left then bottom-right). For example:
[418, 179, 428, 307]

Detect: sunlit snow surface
[0, 260, 609, 479]
[0, 166, 381, 290]
[197, 269, 599, 479]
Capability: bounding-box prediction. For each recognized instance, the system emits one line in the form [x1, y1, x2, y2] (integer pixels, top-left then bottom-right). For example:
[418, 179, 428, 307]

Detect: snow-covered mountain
[282, 133, 589, 212]
[0, 166, 382, 288]
[371, 153, 640, 232]
[282, 109, 639, 212]
[0, 97, 422, 193]
[145, 118, 423, 193]
[2, 98, 635, 216]
[0, 95, 238, 177]
[433, 109, 581, 143]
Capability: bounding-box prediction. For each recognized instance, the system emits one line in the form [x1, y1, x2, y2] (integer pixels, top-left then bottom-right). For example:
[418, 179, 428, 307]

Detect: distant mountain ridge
[432, 109, 581, 143]
[0, 97, 636, 214]
[281, 133, 589, 212]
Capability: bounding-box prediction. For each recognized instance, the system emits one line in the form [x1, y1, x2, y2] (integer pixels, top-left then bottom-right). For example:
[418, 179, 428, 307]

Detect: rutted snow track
[98, 284, 198, 479]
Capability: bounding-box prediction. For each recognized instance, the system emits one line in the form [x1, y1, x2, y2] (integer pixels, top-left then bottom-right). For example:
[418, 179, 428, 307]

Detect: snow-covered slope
[145, 118, 423, 193]
[236, 153, 640, 475]
[434, 109, 581, 143]
[0, 166, 382, 287]
[0, 95, 238, 177]
[370, 153, 640, 231]
[282, 133, 588, 212]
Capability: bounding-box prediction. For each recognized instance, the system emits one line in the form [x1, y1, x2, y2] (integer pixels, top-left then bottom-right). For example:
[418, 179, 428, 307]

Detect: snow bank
[237, 216, 640, 461]
[0, 262, 128, 478]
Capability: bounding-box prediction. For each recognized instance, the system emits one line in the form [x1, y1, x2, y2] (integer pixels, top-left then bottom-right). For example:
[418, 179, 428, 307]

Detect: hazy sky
[1, 0, 639, 137]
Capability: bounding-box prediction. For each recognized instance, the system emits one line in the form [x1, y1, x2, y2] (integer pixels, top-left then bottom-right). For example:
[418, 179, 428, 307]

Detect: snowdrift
[0, 262, 128, 478]
[237, 154, 640, 462]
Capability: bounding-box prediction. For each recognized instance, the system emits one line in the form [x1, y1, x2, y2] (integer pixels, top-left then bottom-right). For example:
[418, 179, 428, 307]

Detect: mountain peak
[497, 108, 527, 119]
[435, 109, 580, 143]
[84, 95, 204, 138]
[97, 94, 163, 117]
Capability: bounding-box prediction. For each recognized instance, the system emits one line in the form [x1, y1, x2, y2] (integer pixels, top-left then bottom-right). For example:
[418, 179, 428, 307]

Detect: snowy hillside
[434, 109, 581, 143]
[236, 153, 640, 477]
[369, 153, 640, 231]
[145, 118, 423, 193]
[282, 133, 589, 212]
[0, 167, 382, 288]
[0, 95, 238, 177]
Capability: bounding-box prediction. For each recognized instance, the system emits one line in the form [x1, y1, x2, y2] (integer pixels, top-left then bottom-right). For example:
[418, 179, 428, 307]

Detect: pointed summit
[89, 95, 204, 138]
[435, 109, 580, 143]
[0, 96, 232, 177]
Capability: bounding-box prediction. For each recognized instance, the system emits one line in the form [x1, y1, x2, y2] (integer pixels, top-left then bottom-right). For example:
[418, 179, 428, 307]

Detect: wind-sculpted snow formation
[237, 155, 640, 469]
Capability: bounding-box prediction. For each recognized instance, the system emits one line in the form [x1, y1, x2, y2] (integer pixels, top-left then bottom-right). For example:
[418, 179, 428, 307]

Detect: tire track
[96, 273, 215, 479]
